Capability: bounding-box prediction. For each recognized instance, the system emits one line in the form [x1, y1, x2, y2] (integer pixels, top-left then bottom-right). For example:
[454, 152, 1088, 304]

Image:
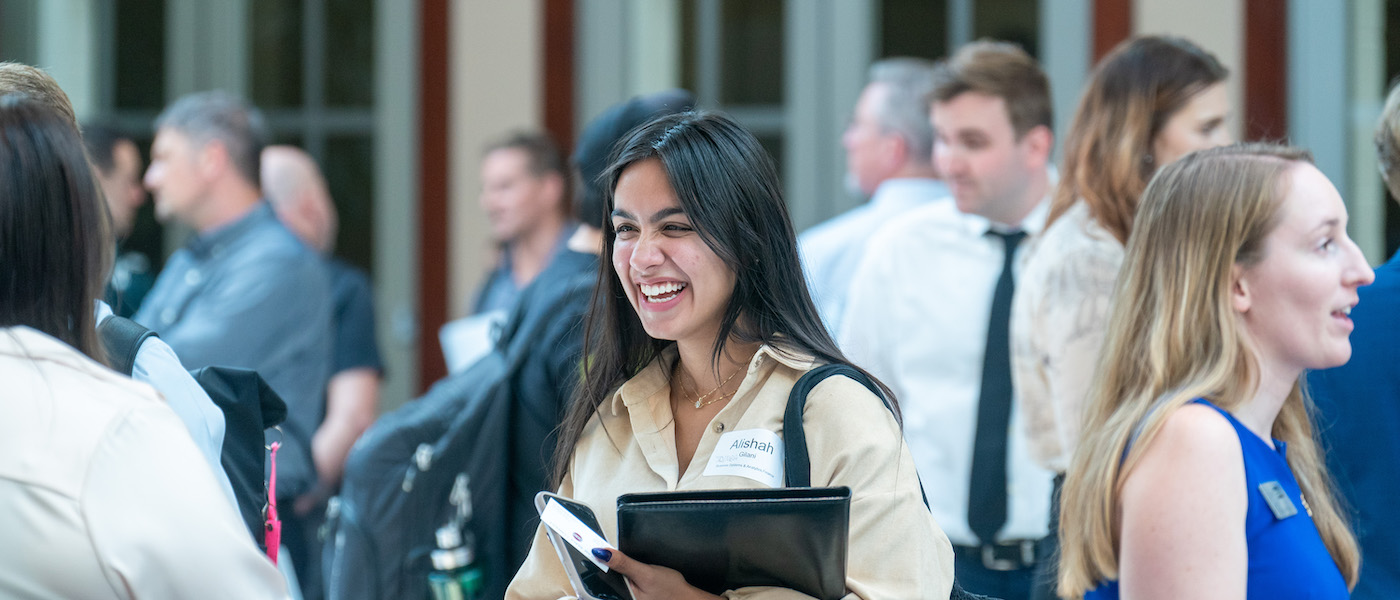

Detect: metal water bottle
[428, 474, 483, 600]
[427, 525, 484, 600]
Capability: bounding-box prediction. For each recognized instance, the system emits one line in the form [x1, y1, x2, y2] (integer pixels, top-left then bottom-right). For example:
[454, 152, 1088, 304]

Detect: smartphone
[535, 491, 634, 600]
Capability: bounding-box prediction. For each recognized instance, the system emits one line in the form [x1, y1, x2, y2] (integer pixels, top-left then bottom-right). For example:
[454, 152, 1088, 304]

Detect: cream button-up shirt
[507, 343, 954, 599]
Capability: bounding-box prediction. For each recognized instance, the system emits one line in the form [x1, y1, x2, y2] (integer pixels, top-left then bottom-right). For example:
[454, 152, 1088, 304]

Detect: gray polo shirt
[135, 201, 332, 498]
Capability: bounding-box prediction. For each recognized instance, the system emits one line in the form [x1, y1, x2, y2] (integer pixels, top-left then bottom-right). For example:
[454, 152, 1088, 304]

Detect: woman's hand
[591, 548, 723, 600]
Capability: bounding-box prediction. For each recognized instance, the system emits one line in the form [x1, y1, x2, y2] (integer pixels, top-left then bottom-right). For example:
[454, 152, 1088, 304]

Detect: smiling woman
[1057, 144, 1372, 600]
[505, 111, 956, 600]
[610, 158, 737, 358]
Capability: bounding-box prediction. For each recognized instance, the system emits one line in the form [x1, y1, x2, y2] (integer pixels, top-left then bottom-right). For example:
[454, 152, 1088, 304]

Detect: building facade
[1, 0, 1392, 407]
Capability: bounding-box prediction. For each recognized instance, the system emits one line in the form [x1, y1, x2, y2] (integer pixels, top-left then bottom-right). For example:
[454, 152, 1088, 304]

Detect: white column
[784, 0, 874, 231]
[627, 0, 681, 97]
[1348, 0, 1386, 264]
[576, 0, 629, 129]
[374, 0, 421, 410]
[1040, 0, 1091, 159]
[34, 0, 98, 120]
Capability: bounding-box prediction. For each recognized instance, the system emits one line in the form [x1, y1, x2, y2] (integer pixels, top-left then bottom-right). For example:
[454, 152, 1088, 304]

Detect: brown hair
[0, 96, 111, 362]
[1057, 143, 1359, 597]
[0, 62, 79, 133]
[1047, 36, 1227, 244]
[930, 40, 1052, 138]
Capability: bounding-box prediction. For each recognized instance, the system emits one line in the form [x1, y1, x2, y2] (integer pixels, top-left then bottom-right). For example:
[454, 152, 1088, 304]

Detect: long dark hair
[551, 111, 895, 486]
[0, 96, 112, 361]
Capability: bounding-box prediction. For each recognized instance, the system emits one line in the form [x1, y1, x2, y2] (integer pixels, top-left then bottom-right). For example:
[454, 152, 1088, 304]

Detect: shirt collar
[606, 340, 818, 416]
[186, 201, 274, 259]
[869, 178, 950, 210]
[953, 191, 1051, 239]
[500, 221, 582, 269]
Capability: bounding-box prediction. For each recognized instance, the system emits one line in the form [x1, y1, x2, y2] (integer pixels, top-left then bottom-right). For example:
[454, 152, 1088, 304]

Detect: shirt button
[713, 422, 726, 433]
[185, 269, 202, 286]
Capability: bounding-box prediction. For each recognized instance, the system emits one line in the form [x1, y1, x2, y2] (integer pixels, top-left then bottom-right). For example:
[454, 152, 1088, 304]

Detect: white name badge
[703, 428, 785, 488]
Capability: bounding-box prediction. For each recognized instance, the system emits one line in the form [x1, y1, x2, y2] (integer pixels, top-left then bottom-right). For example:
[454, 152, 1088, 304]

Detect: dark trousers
[1030, 473, 1067, 600]
[283, 507, 326, 600]
[953, 551, 1035, 600]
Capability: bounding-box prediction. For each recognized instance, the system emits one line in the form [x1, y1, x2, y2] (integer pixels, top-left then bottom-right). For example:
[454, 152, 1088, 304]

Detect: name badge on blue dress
[1259, 481, 1298, 520]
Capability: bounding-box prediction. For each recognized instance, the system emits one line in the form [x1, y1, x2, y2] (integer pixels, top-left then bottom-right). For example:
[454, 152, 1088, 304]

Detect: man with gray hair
[798, 57, 947, 333]
[134, 91, 333, 595]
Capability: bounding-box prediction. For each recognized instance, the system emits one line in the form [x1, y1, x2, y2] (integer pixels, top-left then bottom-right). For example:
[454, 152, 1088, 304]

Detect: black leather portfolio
[615, 486, 851, 600]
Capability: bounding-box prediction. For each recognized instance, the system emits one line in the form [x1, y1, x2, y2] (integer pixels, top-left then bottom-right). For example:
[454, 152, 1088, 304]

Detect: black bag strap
[783, 364, 995, 600]
[97, 316, 159, 376]
[782, 363, 887, 488]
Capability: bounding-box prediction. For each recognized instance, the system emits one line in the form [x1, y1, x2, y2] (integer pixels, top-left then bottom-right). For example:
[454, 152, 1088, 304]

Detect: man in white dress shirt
[839, 41, 1056, 600]
[799, 58, 948, 333]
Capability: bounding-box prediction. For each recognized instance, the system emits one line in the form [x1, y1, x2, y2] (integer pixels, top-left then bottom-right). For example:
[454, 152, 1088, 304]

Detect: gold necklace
[680, 364, 742, 409]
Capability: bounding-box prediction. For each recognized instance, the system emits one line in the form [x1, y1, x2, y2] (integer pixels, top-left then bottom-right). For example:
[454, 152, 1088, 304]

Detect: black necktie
[968, 229, 1026, 544]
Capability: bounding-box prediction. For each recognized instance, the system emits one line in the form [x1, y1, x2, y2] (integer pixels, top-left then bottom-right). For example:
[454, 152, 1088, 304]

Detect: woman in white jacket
[0, 95, 288, 599]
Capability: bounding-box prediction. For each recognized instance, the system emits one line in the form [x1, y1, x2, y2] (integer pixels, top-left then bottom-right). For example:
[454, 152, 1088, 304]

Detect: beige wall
[1133, 0, 1245, 142]
[448, 0, 544, 317]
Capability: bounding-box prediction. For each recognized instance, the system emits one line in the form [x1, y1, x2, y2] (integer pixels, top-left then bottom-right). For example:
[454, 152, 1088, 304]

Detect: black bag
[786, 364, 1000, 600]
[97, 315, 288, 549]
[322, 291, 574, 600]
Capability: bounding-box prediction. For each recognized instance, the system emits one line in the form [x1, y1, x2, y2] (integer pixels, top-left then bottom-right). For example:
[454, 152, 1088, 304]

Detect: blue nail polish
[591, 548, 612, 562]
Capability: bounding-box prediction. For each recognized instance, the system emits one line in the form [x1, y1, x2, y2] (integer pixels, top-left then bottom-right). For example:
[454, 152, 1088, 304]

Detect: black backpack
[322, 290, 574, 600]
[97, 315, 288, 551]
[787, 365, 1001, 600]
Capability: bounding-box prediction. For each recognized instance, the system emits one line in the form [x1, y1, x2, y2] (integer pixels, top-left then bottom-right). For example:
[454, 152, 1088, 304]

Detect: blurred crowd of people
[1, 29, 1397, 600]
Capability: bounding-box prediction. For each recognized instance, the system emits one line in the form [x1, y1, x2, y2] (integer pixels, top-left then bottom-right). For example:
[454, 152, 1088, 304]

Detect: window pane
[323, 135, 375, 275]
[882, 0, 947, 60]
[720, 0, 783, 105]
[115, 0, 166, 110]
[325, 0, 375, 107]
[249, 0, 304, 108]
[974, 0, 1039, 59]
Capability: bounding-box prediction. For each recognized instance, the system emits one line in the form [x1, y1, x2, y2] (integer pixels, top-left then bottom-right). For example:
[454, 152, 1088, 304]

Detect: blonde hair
[1047, 36, 1226, 244]
[1057, 143, 1360, 598]
[0, 62, 79, 133]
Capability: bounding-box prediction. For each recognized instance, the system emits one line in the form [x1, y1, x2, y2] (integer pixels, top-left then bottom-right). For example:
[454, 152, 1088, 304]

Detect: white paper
[540, 498, 616, 572]
[703, 428, 785, 488]
[438, 309, 507, 374]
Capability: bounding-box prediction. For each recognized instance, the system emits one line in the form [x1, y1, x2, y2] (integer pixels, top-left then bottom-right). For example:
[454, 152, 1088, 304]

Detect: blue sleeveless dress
[1085, 400, 1347, 599]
